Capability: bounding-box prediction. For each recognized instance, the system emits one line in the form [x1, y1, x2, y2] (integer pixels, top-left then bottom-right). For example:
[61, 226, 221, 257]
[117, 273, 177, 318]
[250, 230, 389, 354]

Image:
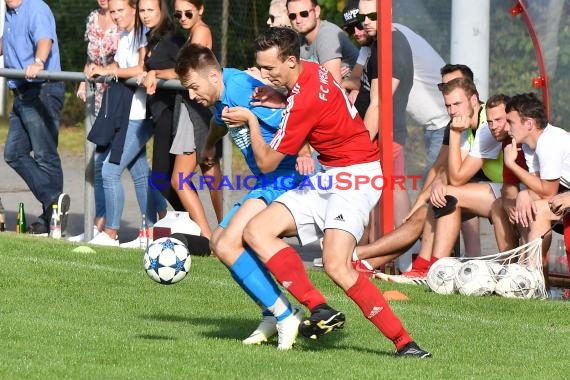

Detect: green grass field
[1, 234, 568, 379]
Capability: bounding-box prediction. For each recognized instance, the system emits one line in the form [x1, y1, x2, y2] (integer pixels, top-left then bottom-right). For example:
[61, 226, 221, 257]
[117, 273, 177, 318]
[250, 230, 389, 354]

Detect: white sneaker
[120, 237, 152, 249]
[88, 231, 119, 247]
[313, 257, 323, 267]
[68, 226, 99, 242]
[277, 308, 304, 351]
[242, 315, 278, 345]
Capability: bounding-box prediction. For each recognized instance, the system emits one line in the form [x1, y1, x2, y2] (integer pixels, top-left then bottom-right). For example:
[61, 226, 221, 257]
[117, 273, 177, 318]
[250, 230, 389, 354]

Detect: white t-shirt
[467, 122, 502, 159]
[394, 23, 448, 130]
[523, 124, 570, 189]
[114, 29, 148, 120]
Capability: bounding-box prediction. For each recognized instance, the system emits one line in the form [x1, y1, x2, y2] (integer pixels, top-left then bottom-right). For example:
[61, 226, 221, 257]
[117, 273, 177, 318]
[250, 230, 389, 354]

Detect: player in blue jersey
[174, 42, 320, 350]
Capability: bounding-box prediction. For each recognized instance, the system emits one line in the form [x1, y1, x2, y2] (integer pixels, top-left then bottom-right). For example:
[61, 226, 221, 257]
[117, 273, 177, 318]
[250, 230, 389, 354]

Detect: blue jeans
[4, 82, 65, 224]
[422, 127, 446, 182]
[102, 119, 167, 229]
[94, 148, 107, 218]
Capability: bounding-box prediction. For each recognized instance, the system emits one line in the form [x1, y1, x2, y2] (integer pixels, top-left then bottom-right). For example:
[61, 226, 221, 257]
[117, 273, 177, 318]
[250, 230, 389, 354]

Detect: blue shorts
[219, 184, 292, 229]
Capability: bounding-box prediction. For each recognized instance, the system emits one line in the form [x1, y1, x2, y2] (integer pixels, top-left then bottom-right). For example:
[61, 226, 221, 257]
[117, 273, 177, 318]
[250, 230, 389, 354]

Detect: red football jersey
[270, 61, 379, 167]
[502, 137, 528, 185]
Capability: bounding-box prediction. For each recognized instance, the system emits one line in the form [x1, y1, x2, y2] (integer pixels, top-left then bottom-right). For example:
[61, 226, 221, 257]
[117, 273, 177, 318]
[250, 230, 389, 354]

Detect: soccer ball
[455, 260, 496, 296]
[495, 264, 537, 299]
[143, 237, 191, 284]
[487, 261, 504, 278]
[427, 257, 461, 295]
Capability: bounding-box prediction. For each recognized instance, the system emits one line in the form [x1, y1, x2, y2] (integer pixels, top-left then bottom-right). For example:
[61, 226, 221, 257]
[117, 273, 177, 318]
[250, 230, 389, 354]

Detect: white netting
[426, 238, 547, 299]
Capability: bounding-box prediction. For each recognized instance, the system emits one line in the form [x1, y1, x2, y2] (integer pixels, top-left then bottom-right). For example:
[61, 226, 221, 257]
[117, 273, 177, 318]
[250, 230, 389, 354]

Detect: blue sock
[229, 248, 293, 321]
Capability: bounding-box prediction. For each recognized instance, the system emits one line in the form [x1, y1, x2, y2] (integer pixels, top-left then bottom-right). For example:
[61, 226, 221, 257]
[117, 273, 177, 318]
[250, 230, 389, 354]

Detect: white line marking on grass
[14, 256, 133, 274]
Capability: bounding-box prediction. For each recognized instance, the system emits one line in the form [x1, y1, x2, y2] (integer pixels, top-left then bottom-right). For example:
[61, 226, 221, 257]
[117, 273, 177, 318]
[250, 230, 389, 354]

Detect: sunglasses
[343, 22, 363, 35]
[437, 82, 444, 91]
[288, 9, 313, 21]
[173, 10, 193, 20]
[356, 12, 377, 22]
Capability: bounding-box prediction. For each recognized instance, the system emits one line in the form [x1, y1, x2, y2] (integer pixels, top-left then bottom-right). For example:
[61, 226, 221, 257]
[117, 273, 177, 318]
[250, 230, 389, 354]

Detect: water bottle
[50, 204, 61, 239]
[0, 198, 6, 232]
[139, 214, 149, 249]
[16, 202, 26, 234]
[556, 238, 569, 274]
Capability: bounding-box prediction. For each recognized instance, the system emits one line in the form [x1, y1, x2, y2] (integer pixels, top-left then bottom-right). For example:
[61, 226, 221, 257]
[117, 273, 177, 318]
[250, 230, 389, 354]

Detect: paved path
[0, 149, 500, 267]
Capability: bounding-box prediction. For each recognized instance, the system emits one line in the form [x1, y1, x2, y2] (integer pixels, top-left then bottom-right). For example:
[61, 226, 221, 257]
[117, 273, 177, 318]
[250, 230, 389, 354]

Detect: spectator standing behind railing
[266, 0, 291, 28]
[136, 0, 187, 213]
[168, 0, 222, 239]
[287, 0, 358, 84]
[86, 0, 168, 247]
[1, 0, 70, 236]
[69, 0, 120, 242]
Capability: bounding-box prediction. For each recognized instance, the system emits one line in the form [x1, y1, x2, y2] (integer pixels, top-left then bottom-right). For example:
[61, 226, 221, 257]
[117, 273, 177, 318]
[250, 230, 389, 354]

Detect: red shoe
[352, 258, 376, 277]
[401, 268, 428, 278]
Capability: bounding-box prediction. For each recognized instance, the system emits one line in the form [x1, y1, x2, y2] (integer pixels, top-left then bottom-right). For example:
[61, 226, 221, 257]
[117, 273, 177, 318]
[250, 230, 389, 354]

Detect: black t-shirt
[363, 32, 413, 145]
[144, 30, 186, 120]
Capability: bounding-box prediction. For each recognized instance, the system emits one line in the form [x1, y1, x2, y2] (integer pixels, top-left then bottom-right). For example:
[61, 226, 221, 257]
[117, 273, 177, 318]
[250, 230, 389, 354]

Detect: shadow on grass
[140, 313, 394, 355]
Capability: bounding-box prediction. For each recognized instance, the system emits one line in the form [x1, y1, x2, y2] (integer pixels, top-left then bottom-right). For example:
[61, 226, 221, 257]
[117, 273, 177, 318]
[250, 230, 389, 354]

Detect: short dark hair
[440, 63, 474, 82]
[506, 93, 548, 129]
[486, 94, 510, 110]
[254, 27, 300, 61]
[441, 77, 478, 99]
[286, 0, 318, 7]
[175, 42, 221, 83]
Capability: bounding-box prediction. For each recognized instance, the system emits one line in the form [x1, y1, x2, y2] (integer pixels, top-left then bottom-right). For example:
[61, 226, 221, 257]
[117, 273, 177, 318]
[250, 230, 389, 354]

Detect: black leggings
[152, 108, 184, 211]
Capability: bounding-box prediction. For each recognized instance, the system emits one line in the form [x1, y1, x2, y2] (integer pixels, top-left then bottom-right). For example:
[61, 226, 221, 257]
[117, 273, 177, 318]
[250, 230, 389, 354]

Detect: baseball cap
[342, 0, 360, 27]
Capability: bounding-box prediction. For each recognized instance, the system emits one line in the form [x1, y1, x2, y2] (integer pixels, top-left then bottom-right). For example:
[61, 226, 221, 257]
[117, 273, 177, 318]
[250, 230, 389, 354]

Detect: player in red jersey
[220, 27, 431, 358]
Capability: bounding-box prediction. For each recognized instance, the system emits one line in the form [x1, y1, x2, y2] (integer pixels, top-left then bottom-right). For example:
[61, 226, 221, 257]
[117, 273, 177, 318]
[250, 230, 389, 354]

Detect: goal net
[377, 238, 548, 300]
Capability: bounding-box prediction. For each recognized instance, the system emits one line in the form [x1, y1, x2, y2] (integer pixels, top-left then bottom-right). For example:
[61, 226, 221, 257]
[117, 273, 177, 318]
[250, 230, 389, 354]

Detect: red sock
[265, 247, 326, 311]
[429, 256, 439, 267]
[346, 273, 413, 350]
[411, 256, 431, 271]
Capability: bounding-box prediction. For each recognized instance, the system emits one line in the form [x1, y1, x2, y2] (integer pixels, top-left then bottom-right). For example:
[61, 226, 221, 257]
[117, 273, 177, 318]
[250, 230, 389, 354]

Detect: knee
[243, 220, 262, 250]
[210, 232, 228, 259]
[490, 199, 503, 222]
[4, 147, 17, 167]
[171, 175, 180, 193]
[322, 255, 350, 282]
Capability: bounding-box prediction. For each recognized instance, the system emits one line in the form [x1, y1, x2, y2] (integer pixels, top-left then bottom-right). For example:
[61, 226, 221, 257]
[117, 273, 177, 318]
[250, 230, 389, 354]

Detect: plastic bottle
[139, 214, 149, 249]
[0, 198, 6, 232]
[50, 204, 61, 239]
[16, 202, 26, 234]
[556, 238, 569, 274]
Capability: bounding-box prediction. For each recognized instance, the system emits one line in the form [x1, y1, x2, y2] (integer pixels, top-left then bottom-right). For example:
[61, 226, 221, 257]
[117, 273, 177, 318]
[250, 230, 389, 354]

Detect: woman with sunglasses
[169, 0, 223, 237]
[266, 0, 291, 28]
[136, 0, 217, 239]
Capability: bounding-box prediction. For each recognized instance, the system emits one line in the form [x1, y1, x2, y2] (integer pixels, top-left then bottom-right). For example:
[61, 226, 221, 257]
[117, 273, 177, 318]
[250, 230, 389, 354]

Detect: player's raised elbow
[448, 174, 468, 187]
[255, 157, 279, 174]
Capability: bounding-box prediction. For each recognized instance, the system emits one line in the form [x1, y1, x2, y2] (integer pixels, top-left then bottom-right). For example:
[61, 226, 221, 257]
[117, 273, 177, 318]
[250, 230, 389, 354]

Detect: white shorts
[488, 182, 502, 199]
[275, 161, 382, 245]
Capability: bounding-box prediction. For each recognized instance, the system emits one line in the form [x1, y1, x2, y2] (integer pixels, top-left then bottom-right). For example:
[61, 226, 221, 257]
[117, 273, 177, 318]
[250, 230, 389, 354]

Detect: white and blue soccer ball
[495, 264, 537, 299]
[455, 260, 496, 296]
[143, 237, 191, 284]
[427, 257, 462, 295]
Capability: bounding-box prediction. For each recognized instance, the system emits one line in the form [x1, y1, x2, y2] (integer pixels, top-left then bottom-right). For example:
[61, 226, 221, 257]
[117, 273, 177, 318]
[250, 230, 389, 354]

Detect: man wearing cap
[359, 0, 414, 229]
[287, 0, 358, 83]
[341, 0, 373, 117]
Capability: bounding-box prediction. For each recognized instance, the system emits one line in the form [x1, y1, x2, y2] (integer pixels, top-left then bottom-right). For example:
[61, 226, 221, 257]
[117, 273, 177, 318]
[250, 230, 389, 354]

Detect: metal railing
[0, 68, 233, 241]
